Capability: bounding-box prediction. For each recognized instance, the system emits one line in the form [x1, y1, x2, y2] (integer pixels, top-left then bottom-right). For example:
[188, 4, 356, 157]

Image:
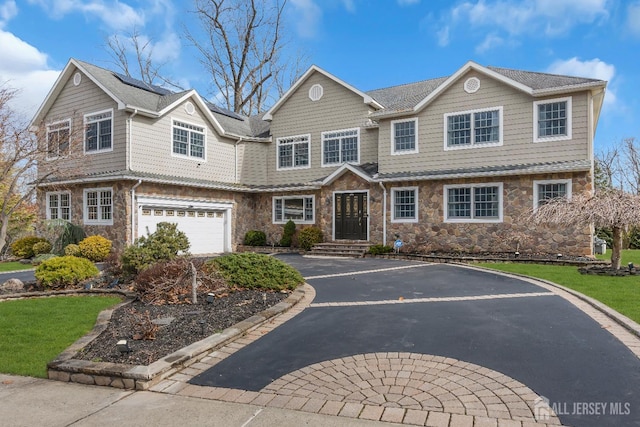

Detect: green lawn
[478, 250, 640, 324]
[0, 261, 34, 272]
[0, 295, 121, 378]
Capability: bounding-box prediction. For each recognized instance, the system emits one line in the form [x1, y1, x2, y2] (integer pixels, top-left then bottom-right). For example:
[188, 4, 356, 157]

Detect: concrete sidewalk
[0, 374, 399, 427]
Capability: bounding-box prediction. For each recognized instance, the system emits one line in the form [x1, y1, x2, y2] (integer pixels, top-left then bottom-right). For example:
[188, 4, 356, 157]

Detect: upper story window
[277, 134, 310, 170]
[273, 195, 314, 224]
[172, 120, 205, 160]
[84, 187, 113, 225]
[533, 97, 572, 142]
[444, 183, 503, 223]
[533, 179, 572, 209]
[391, 187, 418, 223]
[46, 119, 70, 159]
[322, 128, 359, 167]
[391, 119, 418, 154]
[46, 191, 71, 220]
[84, 109, 113, 153]
[444, 107, 503, 150]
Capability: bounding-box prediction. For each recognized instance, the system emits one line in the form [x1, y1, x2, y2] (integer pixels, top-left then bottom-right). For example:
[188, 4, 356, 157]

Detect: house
[31, 59, 607, 256]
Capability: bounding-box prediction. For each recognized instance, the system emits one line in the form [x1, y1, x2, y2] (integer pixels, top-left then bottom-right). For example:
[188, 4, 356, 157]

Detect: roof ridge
[366, 75, 449, 93]
[487, 65, 604, 82]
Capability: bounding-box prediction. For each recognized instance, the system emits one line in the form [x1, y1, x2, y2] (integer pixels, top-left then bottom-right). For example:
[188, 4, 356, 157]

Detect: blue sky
[1, 0, 638, 153]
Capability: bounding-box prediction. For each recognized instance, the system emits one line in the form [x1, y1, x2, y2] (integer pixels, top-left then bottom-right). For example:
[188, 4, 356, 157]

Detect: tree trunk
[190, 262, 197, 304]
[0, 212, 10, 256]
[611, 226, 623, 270]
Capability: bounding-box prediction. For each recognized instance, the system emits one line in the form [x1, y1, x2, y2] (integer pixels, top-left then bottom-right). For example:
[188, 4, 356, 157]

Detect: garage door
[138, 207, 227, 254]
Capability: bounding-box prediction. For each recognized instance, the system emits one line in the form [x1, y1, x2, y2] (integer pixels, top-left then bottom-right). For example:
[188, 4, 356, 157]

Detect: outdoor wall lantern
[116, 340, 131, 354]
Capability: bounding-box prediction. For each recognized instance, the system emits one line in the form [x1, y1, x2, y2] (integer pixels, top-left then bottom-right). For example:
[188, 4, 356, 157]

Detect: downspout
[130, 179, 142, 245]
[378, 181, 387, 246]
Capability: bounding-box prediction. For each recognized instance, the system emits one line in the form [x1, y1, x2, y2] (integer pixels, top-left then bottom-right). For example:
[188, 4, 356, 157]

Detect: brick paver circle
[261, 352, 560, 424]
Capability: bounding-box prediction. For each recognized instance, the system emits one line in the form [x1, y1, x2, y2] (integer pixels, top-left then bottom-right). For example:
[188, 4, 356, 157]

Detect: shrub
[79, 235, 112, 262]
[34, 256, 99, 289]
[121, 222, 190, 274]
[32, 241, 52, 256]
[244, 230, 267, 246]
[11, 236, 50, 259]
[64, 244, 81, 257]
[206, 253, 303, 291]
[31, 253, 58, 266]
[368, 244, 393, 255]
[280, 220, 296, 247]
[41, 219, 86, 255]
[297, 227, 323, 251]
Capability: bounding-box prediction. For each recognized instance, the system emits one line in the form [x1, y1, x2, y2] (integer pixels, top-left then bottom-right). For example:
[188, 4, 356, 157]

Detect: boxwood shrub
[244, 230, 267, 246]
[79, 235, 112, 262]
[11, 236, 50, 259]
[35, 256, 100, 289]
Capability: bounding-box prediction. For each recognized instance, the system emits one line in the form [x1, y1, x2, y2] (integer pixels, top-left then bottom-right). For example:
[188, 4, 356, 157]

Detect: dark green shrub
[121, 222, 190, 274]
[206, 253, 303, 291]
[42, 219, 86, 255]
[31, 253, 58, 266]
[280, 220, 296, 247]
[596, 227, 614, 249]
[297, 227, 323, 251]
[64, 244, 81, 257]
[79, 235, 112, 262]
[244, 230, 267, 246]
[628, 226, 640, 250]
[11, 236, 50, 259]
[34, 256, 99, 289]
[368, 244, 393, 255]
[32, 241, 52, 256]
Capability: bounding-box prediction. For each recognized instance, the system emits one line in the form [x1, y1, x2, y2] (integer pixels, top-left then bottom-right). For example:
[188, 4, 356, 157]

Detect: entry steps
[306, 242, 372, 258]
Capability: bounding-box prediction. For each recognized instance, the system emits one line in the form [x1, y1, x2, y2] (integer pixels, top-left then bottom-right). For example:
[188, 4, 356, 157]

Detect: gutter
[130, 179, 142, 244]
[378, 181, 387, 246]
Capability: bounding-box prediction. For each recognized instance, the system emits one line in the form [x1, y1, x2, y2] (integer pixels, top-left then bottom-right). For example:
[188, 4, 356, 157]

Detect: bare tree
[531, 189, 640, 269]
[619, 137, 640, 195]
[187, 0, 306, 115]
[595, 145, 619, 190]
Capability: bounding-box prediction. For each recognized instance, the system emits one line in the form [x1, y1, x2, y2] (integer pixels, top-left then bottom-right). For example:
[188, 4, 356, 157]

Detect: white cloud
[436, 25, 449, 47]
[27, 0, 145, 31]
[475, 34, 505, 53]
[398, 0, 420, 5]
[340, 0, 356, 12]
[627, 2, 640, 37]
[0, 0, 17, 28]
[290, 0, 322, 38]
[547, 57, 616, 107]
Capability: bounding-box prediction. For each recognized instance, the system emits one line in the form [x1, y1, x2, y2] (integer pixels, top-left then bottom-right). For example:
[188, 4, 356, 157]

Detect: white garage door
[138, 207, 227, 254]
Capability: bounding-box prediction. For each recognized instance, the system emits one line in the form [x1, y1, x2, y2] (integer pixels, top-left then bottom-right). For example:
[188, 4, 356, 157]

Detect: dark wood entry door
[335, 192, 368, 240]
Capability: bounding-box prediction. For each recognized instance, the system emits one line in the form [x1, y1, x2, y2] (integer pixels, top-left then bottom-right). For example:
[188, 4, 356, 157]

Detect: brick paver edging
[46, 285, 307, 390]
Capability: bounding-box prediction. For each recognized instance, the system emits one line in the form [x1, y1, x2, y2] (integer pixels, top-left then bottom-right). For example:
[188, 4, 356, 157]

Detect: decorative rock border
[370, 252, 611, 267]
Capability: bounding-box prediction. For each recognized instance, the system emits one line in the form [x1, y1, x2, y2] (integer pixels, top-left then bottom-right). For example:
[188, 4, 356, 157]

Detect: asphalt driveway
[191, 255, 640, 426]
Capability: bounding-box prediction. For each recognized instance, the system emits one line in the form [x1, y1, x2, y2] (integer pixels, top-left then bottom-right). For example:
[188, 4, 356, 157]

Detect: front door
[334, 192, 368, 240]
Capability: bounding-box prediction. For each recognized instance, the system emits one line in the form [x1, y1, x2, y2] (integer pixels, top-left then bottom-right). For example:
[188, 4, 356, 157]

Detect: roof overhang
[320, 163, 375, 186]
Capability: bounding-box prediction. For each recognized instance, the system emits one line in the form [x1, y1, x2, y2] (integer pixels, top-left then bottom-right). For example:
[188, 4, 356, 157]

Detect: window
[84, 110, 112, 153]
[444, 107, 502, 149]
[533, 97, 572, 142]
[444, 183, 503, 223]
[391, 187, 418, 222]
[322, 128, 359, 166]
[277, 134, 310, 170]
[172, 120, 205, 159]
[84, 188, 113, 225]
[46, 119, 70, 159]
[533, 179, 572, 209]
[273, 196, 314, 224]
[46, 192, 71, 220]
[391, 119, 418, 154]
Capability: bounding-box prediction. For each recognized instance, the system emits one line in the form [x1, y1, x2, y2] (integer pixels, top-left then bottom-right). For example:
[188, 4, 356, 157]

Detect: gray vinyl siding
[267, 72, 377, 186]
[130, 101, 237, 182]
[238, 141, 269, 185]
[377, 70, 590, 175]
[38, 67, 126, 177]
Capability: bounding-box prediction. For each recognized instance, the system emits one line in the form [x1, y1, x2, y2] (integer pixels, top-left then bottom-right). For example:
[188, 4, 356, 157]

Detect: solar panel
[204, 101, 245, 121]
[114, 72, 173, 96]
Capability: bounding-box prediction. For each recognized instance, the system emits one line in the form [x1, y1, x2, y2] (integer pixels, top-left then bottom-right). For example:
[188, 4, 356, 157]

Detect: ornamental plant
[280, 220, 296, 247]
[121, 222, 190, 274]
[35, 256, 100, 289]
[206, 253, 303, 291]
[11, 236, 50, 259]
[78, 235, 112, 262]
[244, 230, 267, 246]
[297, 226, 323, 251]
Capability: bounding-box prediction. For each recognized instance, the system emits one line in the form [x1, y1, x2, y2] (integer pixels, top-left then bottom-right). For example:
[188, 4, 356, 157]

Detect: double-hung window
[533, 97, 572, 142]
[277, 134, 310, 170]
[444, 183, 503, 222]
[172, 120, 205, 160]
[391, 187, 418, 222]
[46, 119, 70, 159]
[444, 107, 502, 149]
[391, 119, 418, 154]
[533, 179, 571, 209]
[85, 110, 112, 153]
[84, 188, 113, 225]
[273, 196, 314, 224]
[46, 191, 71, 220]
[322, 128, 359, 166]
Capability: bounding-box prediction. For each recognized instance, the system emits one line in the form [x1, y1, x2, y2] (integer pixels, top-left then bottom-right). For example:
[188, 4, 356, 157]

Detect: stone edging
[369, 252, 611, 267]
[46, 286, 307, 391]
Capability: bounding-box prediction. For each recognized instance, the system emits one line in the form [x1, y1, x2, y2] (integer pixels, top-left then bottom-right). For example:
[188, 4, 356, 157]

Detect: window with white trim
[273, 196, 314, 224]
[84, 110, 112, 153]
[277, 134, 310, 170]
[46, 119, 70, 159]
[533, 97, 572, 142]
[172, 120, 205, 159]
[46, 191, 71, 220]
[444, 183, 503, 222]
[391, 119, 417, 154]
[83, 188, 113, 225]
[533, 179, 572, 209]
[445, 107, 502, 149]
[322, 128, 359, 166]
[391, 187, 418, 222]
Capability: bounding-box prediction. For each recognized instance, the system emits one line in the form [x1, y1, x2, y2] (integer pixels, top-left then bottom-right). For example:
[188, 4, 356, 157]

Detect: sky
[0, 0, 639, 153]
